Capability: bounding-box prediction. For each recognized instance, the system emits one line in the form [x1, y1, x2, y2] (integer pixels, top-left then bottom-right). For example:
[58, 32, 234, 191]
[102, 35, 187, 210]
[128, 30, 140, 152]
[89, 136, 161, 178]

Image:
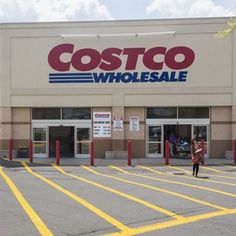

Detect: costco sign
[48, 43, 195, 83]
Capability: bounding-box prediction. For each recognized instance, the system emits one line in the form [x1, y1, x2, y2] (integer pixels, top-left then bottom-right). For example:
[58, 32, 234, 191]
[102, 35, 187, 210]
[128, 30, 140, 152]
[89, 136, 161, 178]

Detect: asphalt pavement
[0, 158, 236, 235]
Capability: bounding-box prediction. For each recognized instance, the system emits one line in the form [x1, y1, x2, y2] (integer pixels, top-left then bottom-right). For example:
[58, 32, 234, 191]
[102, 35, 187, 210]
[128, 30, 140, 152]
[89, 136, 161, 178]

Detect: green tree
[216, 18, 236, 38]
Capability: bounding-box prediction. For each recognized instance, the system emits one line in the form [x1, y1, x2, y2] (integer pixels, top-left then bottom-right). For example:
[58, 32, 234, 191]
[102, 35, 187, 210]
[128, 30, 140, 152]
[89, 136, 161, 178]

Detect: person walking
[191, 139, 202, 177]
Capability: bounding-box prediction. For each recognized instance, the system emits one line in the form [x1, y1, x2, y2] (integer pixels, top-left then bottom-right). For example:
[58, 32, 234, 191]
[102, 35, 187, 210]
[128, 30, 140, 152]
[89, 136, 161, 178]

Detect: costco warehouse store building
[0, 17, 235, 159]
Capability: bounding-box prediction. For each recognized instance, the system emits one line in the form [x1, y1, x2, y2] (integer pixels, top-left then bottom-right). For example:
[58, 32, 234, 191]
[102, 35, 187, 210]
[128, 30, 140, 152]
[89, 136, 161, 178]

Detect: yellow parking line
[139, 165, 187, 175]
[82, 166, 227, 211]
[139, 166, 236, 187]
[21, 162, 130, 233]
[201, 166, 225, 173]
[222, 164, 236, 168]
[0, 166, 53, 236]
[137, 165, 164, 175]
[222, 164, 236, 169]
[168, 165, 192, 174]
[168, 165, 236, 180]
[52, 165, 184, 220]
[106, 208, 236, 236]
[110, 166, 236, 198]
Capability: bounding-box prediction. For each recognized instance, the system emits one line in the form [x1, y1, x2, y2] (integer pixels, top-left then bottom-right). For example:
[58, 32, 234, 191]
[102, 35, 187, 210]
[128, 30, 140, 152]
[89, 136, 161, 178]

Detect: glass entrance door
[192, 125, 208, 158]
[147, 125, 163, 158]
[32, 127, 48, 158]
[75, 126, 91, 158]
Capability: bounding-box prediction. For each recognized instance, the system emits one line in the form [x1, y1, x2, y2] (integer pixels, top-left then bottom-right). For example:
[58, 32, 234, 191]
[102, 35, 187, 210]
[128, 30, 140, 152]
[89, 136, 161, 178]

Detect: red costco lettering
[71, 48, 101, 71]
[123, 48, 146, 70]
[48, 44, 195, 71]
[48, 44, 74, 71]
[100, 48, 122, 70]
[143, 47, 166, 70]
[165, 46, 195, 70]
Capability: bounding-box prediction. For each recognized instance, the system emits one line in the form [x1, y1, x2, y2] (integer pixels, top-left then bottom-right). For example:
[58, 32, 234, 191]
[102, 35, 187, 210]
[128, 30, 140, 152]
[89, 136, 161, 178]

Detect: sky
[0, 0, 235, 23]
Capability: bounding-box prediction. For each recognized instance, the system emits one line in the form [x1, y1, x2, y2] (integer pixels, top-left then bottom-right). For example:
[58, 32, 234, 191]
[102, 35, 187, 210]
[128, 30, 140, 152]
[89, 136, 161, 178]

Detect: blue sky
[0, 0, 235, 23]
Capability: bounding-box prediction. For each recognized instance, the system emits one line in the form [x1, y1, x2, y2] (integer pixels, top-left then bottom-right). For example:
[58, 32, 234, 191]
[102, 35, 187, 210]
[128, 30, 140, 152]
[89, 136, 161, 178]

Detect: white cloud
[146, 0, 235, 18]
[0, 0, 112, 22]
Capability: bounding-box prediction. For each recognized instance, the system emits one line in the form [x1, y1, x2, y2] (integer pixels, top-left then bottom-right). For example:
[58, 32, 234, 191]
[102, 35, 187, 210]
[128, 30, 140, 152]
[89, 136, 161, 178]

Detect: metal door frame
[32, 125, 48, 158]
[74, 124, 92, 158]
[146, 124, 164, 158]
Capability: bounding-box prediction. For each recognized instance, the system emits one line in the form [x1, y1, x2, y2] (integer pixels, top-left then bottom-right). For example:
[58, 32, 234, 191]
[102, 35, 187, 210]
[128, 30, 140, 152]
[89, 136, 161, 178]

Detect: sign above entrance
[93, 112, 111, 138]
[48, 44, 195, 84]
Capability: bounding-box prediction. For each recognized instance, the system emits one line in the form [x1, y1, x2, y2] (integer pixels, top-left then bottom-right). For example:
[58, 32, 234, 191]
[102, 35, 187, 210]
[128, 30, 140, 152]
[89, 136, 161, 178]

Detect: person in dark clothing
[191, 139, 202, 177]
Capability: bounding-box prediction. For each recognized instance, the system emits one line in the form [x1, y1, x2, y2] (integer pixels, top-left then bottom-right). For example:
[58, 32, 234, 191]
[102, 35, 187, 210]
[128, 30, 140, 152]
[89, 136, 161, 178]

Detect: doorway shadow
[49, 126, 74, 158]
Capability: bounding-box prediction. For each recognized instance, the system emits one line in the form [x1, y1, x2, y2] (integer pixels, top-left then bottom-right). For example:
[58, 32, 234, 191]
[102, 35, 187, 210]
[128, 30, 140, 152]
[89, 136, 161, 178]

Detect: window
[32, 107, 91, 120]
[32, 108, 61, 120]
[147, 107, 177, 119]
[62, 108, 91, 120]
[178, 107, 209, 119]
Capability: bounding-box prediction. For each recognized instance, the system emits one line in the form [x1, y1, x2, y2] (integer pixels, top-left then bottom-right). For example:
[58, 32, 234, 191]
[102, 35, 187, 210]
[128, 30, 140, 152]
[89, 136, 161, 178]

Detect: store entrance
[164, 125, 191, 158]
[49, 126, 74, 157]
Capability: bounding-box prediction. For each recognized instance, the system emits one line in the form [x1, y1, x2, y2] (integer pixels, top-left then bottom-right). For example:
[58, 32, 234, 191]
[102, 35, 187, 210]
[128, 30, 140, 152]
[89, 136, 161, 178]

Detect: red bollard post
[29, 140, 33, 163]
[56, 140, 60, 166]
[128, 140, 132, 166]
[90, 141, 94, 166]
[201, 140, 205, 165]
[234, 139, 236, 164]
[9, 139, 13, 161]
[165, 140, 169, 165]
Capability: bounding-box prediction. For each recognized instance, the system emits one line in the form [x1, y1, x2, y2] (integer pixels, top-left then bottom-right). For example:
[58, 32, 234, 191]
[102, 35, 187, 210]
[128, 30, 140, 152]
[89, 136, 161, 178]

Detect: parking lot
[1, 158, 236, 236]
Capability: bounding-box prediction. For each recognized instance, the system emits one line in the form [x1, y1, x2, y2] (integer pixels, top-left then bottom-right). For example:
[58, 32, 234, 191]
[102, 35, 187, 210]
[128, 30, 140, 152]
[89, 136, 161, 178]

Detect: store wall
[93, 107, 145, 158]
[0, 18, 235, 158]
[93, 107, 112, 158]
[0, 107, 11, 149]
[233, 106, 236, 140]
[124, 107, 145, 158]
[233, 29, 236, 143]
[0, 28, 2, 107]
[210, 106, 232, 158]
[11, 108, 31, 150]
[0, 18, 234, 109]
[112, 106, 125, 151]
[0, 107, 31, 150]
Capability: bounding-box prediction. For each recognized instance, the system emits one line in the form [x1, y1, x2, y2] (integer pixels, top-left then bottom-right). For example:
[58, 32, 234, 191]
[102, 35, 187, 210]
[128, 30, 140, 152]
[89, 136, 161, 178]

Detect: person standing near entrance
[191, 139, 202, 177]
[169, 133, 177, 158]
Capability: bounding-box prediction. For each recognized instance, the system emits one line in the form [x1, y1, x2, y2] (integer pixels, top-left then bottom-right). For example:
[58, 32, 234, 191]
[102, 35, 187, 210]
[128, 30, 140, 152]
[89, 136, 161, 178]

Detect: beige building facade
[0, 17, 235, 159]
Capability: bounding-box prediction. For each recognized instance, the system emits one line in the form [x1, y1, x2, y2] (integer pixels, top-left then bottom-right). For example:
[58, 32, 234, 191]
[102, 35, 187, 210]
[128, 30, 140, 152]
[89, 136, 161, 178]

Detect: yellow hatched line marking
[105, 209, 236, 236]
[201, 166, 225, 173]
[82, 166, 227, 211]
[52, 165, 184, 220]
[139, 165, 188, 175]
[168, 165, 236, 180]
[137, 165, 164, 175]
[138, 166, 236, 187]
[168, 165, 192, 174]
[21, 162, 130, 233]
[0, 166, 53, 236]
[110, 166, 236, 199]
[222, 165, 236, 169]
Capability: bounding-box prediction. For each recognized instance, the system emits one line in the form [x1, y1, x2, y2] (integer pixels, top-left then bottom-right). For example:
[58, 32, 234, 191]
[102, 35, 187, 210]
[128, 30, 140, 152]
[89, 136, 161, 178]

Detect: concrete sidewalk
[1, 157, 235, 166]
